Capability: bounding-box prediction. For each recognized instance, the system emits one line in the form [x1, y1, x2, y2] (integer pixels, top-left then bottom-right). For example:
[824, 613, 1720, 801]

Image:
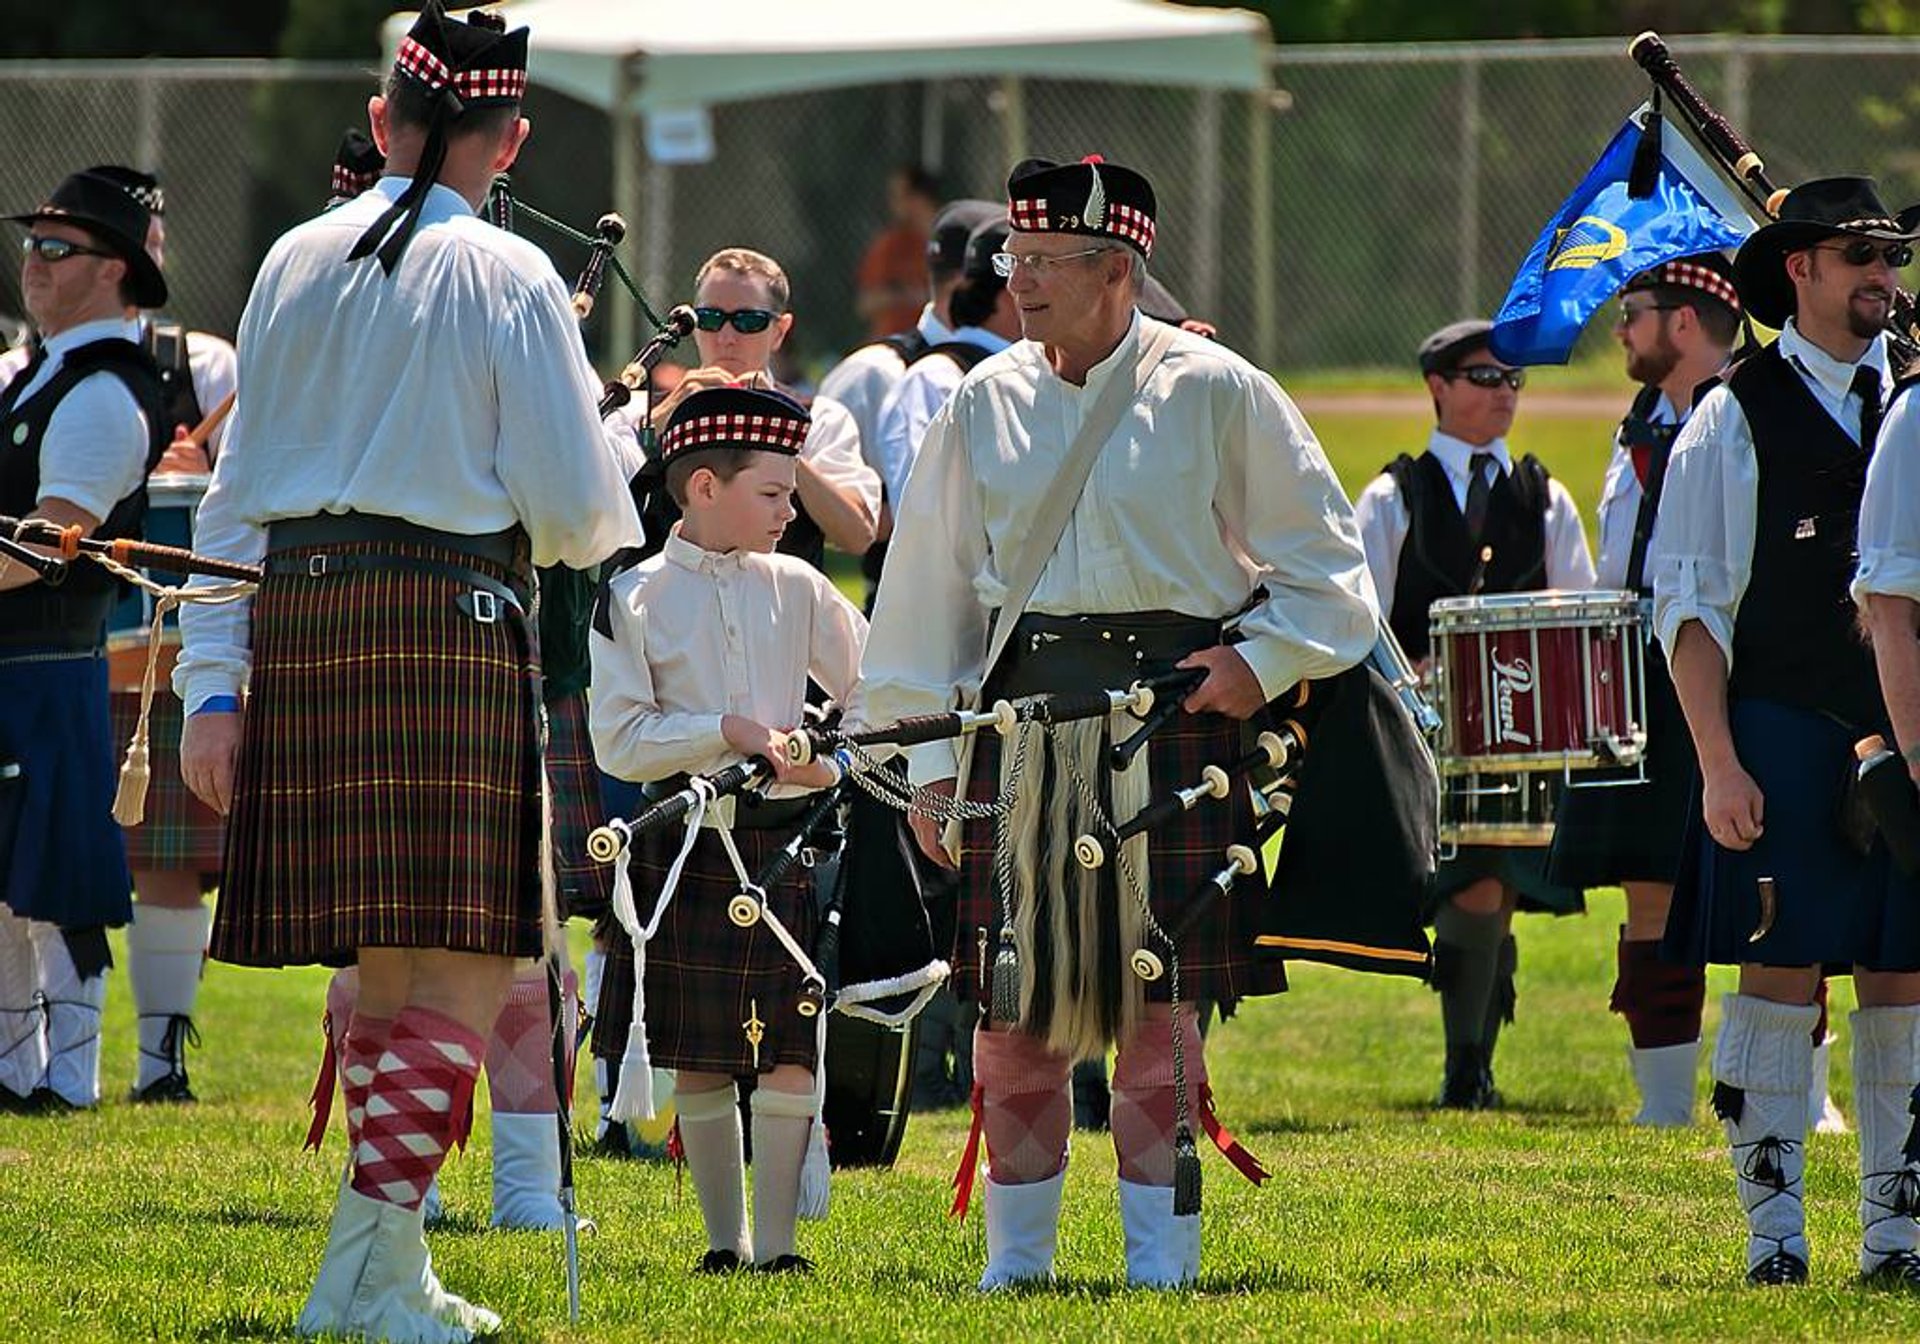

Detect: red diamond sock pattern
[350, 1007, 483, 1210]
[974, 1027, 1072, 1186]
[485, 969, 558, 1114]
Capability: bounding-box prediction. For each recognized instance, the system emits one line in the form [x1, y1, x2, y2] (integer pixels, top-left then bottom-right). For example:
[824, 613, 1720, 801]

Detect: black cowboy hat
[5, 168, 167, 309]
[1733, 176, 1918, 328]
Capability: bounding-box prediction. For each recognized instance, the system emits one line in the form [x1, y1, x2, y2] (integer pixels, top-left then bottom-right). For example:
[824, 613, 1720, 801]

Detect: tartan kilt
[954, 708, 1285, 1011]
[210, 540, 543, 968]
[110, 685, 225, 873]
[592, 823, 820, 1075]
[545, 690, 613, 921]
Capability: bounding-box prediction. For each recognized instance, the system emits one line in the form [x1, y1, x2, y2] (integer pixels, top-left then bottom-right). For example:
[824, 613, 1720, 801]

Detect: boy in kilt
[175, 7, 642, 1338]
[0, 168, 171, 1112]
[589, 384, 865, 1275]
[1652, 177, 1920, 1287]
[1352, 320, 1596, 1110]
[863, 156, 1377, 1290]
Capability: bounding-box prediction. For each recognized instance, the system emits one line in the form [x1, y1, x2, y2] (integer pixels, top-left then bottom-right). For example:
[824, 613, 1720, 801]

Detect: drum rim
[1429, 587, 1640, 630]
[146, 471, 211, 503]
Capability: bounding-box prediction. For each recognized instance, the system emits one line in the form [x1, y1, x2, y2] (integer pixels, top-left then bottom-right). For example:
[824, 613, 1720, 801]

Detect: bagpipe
[1627, 32, 1920, 365]
[0, 514, 261, 585]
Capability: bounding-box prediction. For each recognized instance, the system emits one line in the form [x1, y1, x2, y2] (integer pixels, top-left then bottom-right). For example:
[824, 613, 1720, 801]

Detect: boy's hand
[787, 759, 843, 791]
[721, 714, 798, 783]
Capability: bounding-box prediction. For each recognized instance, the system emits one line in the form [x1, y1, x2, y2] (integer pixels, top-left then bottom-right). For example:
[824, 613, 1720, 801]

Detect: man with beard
[1548, 255, 1754, 1128]
[1651, 177, 1920, 1287]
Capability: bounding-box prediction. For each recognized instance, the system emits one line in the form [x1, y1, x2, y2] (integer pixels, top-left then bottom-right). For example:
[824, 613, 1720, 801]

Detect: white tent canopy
[388, 1, 1270, 112]
[383, 0, 1276, 357]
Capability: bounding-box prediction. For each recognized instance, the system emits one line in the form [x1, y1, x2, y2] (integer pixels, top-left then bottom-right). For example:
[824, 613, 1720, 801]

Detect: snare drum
[1430, 590, 1647, 847]
[106, 472, 209, 691]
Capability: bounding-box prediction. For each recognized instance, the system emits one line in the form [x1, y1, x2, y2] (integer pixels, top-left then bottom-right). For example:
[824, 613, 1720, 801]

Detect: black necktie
[1853, 365, 1884, 452]
[1464, 451, 1495, 543]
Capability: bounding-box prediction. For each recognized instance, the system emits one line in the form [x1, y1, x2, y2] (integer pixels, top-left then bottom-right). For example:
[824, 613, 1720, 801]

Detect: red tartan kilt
[593, 824, 820, 1076]
[210, 541, 543, 968]
[954, 708, 1286, 1008]
[110, 687, 225, 872]
[545, 690, 613, 921]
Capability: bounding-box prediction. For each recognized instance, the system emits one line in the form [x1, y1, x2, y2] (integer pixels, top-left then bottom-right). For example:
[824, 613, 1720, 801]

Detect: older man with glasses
[0, 168, 172, 1114]
[863, 154, 1377, 1290]
[1650, 176, 1920, 1289]
[1353, 318, 1595, 1113]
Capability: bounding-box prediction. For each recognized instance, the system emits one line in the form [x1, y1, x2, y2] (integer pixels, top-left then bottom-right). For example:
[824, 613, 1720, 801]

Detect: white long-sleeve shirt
[2, 316, 150, 520]
[1352, 429, 1596, 614]
[872, 324, 1014, 507]
[1652, 319, 1889, 671]
[589, 527, 867, 807]
[861, 311, 1380, 785]
[801, 393, 883, 528]
[175, 176, 644, 711]
[1854, 383, 1920, 604]
[815, 304, 951, 464]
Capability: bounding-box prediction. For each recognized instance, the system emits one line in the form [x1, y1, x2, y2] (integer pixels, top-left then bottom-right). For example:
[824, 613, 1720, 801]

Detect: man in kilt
[1352, 320, 1595, 1110]
[862, 155, 1378, 1289]
[176, 7, 641, 1337]
[589, 385, 864, 1274]
[1652, 176, 1920, 1287]
[0, 168, 171, 1112]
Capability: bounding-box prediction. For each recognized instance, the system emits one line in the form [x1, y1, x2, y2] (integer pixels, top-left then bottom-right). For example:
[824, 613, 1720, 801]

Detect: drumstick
[187, 390, 236, 452]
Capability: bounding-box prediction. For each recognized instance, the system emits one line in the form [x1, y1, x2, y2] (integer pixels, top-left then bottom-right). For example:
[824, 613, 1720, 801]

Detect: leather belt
[267, 512, 523, 569]
[262, 550, 523, 622]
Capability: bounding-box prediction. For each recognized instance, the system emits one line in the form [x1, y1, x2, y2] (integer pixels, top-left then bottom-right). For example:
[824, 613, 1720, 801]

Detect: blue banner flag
[1490, 109, 1754, 365]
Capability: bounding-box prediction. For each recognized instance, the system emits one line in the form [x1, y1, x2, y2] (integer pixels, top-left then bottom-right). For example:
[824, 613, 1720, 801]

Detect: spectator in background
[855, 165, 939, 341]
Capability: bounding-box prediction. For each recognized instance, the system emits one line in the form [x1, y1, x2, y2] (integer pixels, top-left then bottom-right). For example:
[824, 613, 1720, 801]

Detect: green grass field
[17, 399, 1909, 1341]
[5, 901, 1919, 1342]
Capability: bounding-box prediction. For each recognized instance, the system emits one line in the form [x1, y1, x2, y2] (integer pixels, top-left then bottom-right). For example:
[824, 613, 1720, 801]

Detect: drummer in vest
[1652, 177, 1920, 1288]
[1352, 319, 1596, 1110]
[1546, 255, 1742, 1126]
[0, 168, 171, 1112]
[94, 167, 240, 1105]
[869, 212, 1019, 529]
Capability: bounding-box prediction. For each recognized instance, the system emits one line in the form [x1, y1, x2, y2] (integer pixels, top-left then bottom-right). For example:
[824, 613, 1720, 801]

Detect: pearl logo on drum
[1491, 654, 1535, 746]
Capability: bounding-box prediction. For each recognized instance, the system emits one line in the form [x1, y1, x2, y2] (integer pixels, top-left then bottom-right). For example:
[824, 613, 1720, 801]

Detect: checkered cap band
[395, 35, 526, 103]
[1652, 260, 1740, 311]
[331, 164, 380, 199]
[662, 412, 810, 458]
[1006, 195, 1153, 256]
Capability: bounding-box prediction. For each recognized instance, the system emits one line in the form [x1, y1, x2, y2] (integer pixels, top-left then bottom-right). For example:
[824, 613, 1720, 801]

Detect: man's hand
[180, 709, 243, 816]
[909, 777, 959, 870]
[1176, 645, 1267, 719]
[1701, 760, 1765, 851]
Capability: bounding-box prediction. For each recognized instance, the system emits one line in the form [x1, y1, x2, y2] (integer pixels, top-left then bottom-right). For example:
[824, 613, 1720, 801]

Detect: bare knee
[1737, 963, 1821, 1005]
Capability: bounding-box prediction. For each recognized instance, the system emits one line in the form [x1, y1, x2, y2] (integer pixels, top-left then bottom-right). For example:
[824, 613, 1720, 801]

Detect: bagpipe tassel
[949, 1082, 987, 1219]
[302, 1008, 338, 1153]
[1172, 1125, 1203, 1217]
[1198, 1083, 1271, 1187]
[799, 1011, 831, 1220]
[990, 930, 1021, 1028]
[608, 1022, 655, 1123]
[110, 732, 151, 828]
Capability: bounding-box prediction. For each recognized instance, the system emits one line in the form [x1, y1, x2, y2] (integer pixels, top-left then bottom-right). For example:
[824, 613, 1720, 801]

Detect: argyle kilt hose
[210, 539, 543, 968]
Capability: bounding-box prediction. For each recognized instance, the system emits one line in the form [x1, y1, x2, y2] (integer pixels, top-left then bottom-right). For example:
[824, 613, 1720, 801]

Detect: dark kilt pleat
[1545, 640, 1695, 889]
[111, 686, 225, 872]
[1663, 697, 1920, 972]
[1429, 843, 1585, 917]
[211, 541, 542, 968]
[0, 654, 132, 929]
[593, 824, 820, 1075]
[955, 708, 1285, 1011]
[545, 690, 613, 922]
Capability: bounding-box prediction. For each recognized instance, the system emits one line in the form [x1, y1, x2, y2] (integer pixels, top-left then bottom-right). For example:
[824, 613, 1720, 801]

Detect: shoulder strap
[979, 321, 1178, 684]
[910, 340, 992, 375]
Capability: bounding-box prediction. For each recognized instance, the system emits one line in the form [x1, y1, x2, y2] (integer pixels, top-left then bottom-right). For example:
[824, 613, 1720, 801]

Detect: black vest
[1384, 449, 1551, 660]
[0, 338, 169, 645]
[145, 318, 206, 438]
[1723, 342, 1882, 728]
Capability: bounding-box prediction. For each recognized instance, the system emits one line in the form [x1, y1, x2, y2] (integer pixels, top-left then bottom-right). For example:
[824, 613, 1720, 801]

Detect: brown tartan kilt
[110, 687, 225, 873]
[592, 824, 820, 1076]
[545, 690, 613, 921]
[954, 708, 1286, 1011]
[210, 540, 543, 968]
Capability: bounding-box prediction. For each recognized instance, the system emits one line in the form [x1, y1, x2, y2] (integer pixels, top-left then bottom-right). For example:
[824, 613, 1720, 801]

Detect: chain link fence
[2, 37, 1918, 375]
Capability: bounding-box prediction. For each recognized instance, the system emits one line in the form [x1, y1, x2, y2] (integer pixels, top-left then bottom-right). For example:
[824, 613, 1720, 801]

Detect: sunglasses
[1614, 300, 1681, 327]
[1814, 239, 1915, 269]
[693, 306, 778, 334]
[21, 235, 112, 264]
[1444, 364, 1527, 391]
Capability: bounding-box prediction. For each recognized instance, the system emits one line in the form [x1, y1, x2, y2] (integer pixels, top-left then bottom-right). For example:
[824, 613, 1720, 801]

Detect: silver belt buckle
[470, 588, 500, 624]
[306, 554, 330, 578]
